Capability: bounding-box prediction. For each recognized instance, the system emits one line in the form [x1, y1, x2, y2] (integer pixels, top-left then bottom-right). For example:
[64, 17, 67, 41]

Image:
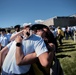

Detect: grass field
[56, 39, 76, 75]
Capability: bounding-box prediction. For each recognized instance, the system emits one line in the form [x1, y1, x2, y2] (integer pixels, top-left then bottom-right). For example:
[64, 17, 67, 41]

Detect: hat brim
[30, 24, 47, 30]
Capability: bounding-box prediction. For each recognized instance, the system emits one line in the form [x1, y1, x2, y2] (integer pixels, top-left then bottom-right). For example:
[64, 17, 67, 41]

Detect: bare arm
[38, 51, 54, 67]
[38, 43, 55, 67]
[10, 30, 23, 41]
[0, 46, 9, 69]
[15, 36, 37, 66]
[16, 46, 37, 65]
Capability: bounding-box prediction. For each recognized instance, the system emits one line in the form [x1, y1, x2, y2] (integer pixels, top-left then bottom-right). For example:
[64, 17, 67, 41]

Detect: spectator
[65, 26, 69, 40]
[51, 27, 57, 39]
[57, 26, 64, 46]
[68, 26, 73, 40]
[0, 29, 9, 50]
[62, 27, 66, 37]
[7, 28, 12, 42]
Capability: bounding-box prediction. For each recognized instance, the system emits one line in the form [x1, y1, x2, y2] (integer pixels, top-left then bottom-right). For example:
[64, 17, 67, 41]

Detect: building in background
[39, 14, 76, 27]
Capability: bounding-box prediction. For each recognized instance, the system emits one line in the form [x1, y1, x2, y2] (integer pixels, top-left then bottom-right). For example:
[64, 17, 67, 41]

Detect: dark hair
[0, 28, 2, 32]
[7, 29, 11, 33]
[1, 28, 6, 32]
[14, 25, 20, 29]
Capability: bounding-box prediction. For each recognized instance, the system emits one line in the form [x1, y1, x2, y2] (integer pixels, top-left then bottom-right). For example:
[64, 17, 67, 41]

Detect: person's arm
[10, 30, 23, 41]
[38, 44, 54, 67]
[0, 41, 12, 68]
[15, 36, 37, 66]
[35, 39, 55, 68]
[38, 51, 54, 67]
[16, 46, 37, 65]
[0, 46, 9, 69]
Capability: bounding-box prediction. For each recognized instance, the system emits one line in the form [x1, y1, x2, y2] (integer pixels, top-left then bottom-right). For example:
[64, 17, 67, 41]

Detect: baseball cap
[23, 23, 32, 28]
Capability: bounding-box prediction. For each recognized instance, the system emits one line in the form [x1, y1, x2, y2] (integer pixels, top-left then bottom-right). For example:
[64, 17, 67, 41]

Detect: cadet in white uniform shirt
[0, 24, 53, 75]
[0, 29, 9, 49]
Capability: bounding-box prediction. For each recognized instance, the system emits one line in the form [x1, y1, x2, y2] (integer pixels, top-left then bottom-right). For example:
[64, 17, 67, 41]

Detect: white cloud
[35, 19, 44, 23]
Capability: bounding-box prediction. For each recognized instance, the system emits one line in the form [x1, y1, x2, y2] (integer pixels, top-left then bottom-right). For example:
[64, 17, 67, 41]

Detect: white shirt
[62, 27, 65, 32]
[0, 34, 9, 47]
[11, 31, 17, 36]
[2, 34, 48, 74]
[51, 30, 57, 38]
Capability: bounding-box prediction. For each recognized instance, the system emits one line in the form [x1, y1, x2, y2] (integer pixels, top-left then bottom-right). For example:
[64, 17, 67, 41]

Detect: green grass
[56, 39, 76, 75]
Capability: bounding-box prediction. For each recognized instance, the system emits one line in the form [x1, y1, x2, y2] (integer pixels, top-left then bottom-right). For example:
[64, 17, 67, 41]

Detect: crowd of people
[0, 23, 75, 75]
[50, 25, 76, 45]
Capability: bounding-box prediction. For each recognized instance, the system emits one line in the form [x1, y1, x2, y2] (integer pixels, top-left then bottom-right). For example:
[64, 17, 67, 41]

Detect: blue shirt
[7, 33, 12, 41]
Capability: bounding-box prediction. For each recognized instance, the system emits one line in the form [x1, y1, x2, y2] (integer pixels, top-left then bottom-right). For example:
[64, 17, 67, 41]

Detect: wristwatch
[16, 43, 22, 47]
